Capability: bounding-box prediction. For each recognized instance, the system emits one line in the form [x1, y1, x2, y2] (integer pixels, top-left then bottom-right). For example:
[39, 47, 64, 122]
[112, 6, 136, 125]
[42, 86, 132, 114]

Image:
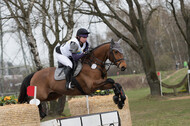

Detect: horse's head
[109, 39, 127, 71]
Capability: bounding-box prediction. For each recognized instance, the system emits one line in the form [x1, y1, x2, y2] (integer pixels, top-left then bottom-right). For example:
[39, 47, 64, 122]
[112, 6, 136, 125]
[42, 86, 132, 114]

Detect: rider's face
[80, 37, 87, 43]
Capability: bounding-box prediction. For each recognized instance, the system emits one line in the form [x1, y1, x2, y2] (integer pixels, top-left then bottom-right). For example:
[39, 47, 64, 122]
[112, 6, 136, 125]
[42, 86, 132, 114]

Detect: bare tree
[78, 0, 161, 95]
[3, 0, 43, 70]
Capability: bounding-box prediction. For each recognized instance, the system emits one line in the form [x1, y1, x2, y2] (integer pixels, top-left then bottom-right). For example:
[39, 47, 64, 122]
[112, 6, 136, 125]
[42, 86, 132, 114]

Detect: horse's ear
[111, 39, 115, 45]
[117, 38, 122, 44]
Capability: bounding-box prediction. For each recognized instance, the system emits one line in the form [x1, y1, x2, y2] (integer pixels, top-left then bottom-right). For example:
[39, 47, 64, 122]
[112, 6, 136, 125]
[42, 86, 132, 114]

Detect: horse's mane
[89, 42, 111, 53]
[81, 42, 110, 63]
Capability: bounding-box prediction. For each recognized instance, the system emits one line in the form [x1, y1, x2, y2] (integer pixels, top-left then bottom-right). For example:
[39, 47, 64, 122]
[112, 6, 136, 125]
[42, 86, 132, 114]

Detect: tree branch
[53, 0, 60, 41]
[134, 0, 143, 23]
[92, 0, 139, 52]
[102, 0, 133, 33]
[67, 0, 75, 29]
[144, 7, 158, 29]
[3, 0, 26, 33]
[168, 0, 188, 43]
[41, 0, 51, 46]
[180, 0, 189, 23]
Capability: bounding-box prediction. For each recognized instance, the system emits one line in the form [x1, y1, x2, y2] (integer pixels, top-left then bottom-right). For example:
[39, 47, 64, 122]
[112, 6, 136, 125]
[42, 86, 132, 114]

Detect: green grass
[126, 69, 190, 125]
[162, 68, 188, 85]
[127, 88, 190, 126]
[162, 68, 188, 93]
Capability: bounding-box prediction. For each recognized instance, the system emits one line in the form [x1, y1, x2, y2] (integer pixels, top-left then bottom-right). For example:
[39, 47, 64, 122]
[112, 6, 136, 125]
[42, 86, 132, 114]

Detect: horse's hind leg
[46, 92, 62, 101]
[38, 103, 47, 119]
[38, 92, 62, 119]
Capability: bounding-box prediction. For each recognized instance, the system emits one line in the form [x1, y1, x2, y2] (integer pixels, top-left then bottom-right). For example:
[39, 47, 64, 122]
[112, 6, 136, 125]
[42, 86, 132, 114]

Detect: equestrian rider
[55, 28, 90, 90]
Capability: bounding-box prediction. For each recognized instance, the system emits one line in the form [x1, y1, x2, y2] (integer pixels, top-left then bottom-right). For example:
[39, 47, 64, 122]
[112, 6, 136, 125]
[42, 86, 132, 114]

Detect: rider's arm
[70, 41, 85, 61]
[72, 53, 85, 61]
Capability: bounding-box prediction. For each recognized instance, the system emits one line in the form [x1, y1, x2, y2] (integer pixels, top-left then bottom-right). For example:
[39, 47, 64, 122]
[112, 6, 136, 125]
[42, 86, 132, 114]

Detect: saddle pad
[54, 62, 82, 80]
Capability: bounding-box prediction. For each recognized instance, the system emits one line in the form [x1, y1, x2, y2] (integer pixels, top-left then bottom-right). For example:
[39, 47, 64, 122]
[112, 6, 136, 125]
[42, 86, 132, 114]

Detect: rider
[55, 28, 90, 90]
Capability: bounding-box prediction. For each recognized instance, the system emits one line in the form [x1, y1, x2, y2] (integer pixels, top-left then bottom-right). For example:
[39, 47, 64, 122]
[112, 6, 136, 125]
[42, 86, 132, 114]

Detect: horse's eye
[115, 50, 118, 54]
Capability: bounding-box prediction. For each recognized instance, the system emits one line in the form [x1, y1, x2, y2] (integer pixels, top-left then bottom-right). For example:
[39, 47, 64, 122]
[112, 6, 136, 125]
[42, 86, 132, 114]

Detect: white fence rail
[41, 111, 121, 126]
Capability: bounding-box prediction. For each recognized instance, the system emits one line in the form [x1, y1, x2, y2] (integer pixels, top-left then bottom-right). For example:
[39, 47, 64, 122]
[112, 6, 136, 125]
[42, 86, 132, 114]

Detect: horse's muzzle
[121, 66, 126, 71]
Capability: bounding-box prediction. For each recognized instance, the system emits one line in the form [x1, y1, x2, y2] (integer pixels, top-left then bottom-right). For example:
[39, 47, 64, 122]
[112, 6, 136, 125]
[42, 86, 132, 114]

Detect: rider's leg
[64, 66, 74, 89]
[55, 53, 74, 90]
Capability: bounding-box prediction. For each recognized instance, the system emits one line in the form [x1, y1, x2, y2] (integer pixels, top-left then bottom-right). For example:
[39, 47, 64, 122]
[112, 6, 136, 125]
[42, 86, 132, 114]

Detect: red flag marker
[157, 72, 160, 76]
[27, 86, 40, 105]
[27, 86, 35, 96]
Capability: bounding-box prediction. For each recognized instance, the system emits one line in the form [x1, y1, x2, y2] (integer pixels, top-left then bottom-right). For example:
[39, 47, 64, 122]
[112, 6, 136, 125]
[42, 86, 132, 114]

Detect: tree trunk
[57, 95, 66, 115]
[49, 100, 57, 115]
[139, 43, 161, 96]
[49, 46, 54, 67]
[49, 95, 66, 115]
[26, 33, 43, 70]
[187, 21, 190, 68]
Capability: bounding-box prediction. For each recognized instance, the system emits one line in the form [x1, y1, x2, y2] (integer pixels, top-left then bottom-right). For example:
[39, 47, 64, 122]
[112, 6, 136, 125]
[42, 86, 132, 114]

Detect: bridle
[83, 42, 125, 78]
[109, 44, 125, 68]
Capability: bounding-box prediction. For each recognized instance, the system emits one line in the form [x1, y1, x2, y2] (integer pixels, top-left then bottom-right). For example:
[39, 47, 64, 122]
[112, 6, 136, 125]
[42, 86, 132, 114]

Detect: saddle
[54, 60, 82, 81]
[54, 59, 86, 95]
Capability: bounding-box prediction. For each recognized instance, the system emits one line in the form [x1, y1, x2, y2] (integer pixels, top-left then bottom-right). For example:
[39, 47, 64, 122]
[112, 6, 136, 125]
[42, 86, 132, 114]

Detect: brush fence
[0, 104, 40, 126]
[41, 111, 120, 126]
[68, 95, 132, 126]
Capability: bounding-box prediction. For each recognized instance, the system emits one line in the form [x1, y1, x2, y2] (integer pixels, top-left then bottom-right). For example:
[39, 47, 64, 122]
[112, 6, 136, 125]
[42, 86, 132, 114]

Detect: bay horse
[18, 39, 127, 118]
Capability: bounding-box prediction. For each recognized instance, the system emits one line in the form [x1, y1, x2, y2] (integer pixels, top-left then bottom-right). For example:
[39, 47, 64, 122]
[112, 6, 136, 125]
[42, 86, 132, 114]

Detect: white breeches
[55, 53, 73, 68]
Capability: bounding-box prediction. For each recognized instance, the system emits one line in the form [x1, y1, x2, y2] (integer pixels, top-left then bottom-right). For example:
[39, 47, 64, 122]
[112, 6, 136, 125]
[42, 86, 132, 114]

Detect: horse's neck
[93, 44, 110, 62]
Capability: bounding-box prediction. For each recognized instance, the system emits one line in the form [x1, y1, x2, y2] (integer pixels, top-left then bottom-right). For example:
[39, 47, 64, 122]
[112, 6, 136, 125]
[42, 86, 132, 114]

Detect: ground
[168, 95, 190, 100]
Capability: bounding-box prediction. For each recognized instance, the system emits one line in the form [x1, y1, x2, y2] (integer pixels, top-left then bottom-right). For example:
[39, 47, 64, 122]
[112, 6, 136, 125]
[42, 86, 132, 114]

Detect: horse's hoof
[121, 95, 126, 102]
[40, 111, 47, 120]
[113, 95, 119, 104]
[117, 101, 124, 109]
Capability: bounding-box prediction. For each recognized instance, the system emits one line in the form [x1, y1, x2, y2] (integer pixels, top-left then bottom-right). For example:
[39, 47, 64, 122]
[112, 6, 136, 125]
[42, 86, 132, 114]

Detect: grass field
[162, 68, 188, 93]
[126, 68, 190, 126]
[127, 87, 190, 126]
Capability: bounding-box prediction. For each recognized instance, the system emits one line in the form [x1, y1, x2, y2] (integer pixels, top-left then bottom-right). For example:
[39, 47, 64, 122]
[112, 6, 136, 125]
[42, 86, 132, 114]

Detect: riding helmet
[76, 28, 90, 37]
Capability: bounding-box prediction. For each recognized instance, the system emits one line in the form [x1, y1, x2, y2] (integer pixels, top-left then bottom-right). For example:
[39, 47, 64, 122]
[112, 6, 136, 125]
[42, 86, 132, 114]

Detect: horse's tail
[18, 72, 35, 103]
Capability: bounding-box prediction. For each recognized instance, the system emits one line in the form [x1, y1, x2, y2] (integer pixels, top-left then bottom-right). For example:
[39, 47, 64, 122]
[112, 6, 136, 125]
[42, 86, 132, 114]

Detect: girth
[72, 77, 86, 95]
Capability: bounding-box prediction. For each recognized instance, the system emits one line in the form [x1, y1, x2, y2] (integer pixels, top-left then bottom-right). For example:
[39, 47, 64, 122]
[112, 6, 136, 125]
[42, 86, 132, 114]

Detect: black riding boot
[64, 66, 74, 90]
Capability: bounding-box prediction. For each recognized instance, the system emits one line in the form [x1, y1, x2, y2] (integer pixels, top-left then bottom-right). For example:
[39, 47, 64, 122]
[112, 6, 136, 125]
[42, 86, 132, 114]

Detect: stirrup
[66, 82, 74, 90]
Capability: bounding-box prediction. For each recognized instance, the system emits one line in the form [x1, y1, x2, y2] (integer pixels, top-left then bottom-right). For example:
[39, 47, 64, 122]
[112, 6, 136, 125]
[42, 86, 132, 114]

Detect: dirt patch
[168, 96, 190, 100]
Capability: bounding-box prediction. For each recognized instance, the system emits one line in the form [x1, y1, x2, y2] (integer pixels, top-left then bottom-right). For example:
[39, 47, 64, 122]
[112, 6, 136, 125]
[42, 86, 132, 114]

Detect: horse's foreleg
[93, 80, 126, 109]
[92, 78, 115, 90]
[112, 83, 126, 109]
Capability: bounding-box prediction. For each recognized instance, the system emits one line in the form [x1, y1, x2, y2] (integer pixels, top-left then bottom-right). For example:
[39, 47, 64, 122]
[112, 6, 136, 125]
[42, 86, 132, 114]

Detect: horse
[18, 39, 127, 119]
